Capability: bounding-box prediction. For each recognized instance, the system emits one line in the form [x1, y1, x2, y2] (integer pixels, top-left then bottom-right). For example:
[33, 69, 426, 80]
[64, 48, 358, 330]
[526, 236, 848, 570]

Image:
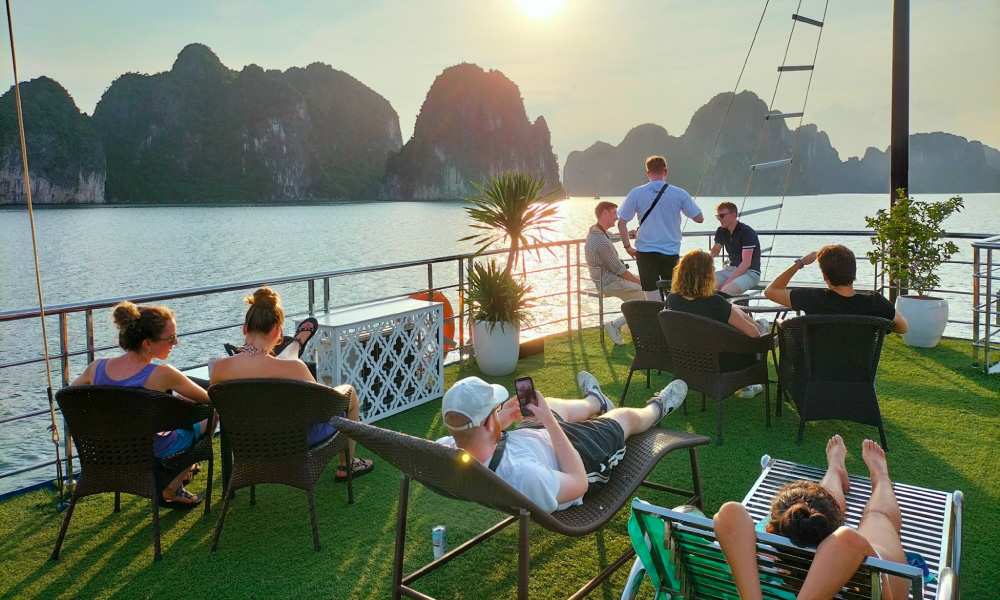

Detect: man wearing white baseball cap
[436, 372, 688, 513]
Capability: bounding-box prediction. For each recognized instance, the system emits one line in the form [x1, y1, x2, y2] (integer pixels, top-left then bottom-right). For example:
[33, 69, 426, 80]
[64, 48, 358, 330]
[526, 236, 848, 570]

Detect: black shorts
[517, 416, 626, 488]
[635, 251, 679, 292]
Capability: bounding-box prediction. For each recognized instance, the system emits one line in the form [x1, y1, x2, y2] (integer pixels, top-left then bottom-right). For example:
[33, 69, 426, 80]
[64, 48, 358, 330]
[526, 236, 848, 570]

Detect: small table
[303, 298, 444, 423]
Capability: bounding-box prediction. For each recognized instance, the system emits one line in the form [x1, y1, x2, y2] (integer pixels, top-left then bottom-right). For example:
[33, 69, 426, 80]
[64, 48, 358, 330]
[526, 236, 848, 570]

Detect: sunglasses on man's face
[716, 213, 733, 220]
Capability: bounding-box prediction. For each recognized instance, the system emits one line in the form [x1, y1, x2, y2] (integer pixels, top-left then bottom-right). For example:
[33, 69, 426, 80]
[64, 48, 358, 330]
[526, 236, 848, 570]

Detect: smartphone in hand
[514, 376, 536, 417]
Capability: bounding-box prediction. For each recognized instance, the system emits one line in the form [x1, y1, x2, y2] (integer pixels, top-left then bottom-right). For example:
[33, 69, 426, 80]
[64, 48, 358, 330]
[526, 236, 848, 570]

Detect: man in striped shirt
[586, 201, 645, 344]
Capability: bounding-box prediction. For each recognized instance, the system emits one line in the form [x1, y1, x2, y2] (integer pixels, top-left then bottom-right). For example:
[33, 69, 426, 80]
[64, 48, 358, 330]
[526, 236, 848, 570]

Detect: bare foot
[862, 439, 890, 484]
[825, 434, 851, 493]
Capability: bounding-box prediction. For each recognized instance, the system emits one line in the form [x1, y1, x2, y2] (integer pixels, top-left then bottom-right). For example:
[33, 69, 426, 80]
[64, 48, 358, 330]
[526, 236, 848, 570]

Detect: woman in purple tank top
[72, 301, 212, 508]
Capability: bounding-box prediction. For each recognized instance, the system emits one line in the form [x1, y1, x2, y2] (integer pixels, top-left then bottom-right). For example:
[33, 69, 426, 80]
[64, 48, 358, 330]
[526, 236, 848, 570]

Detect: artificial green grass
[0, 330, 996, 599]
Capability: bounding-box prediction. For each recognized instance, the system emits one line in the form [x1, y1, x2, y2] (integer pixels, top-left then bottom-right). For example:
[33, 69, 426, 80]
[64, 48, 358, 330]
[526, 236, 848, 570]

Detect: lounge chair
[208, 378, 353, 552]
[620, 300, 673, 405]
[776, 314, 893, 448]
[658, 309, 774, 444]
[330, 416, 711, 600]
[620, 455, 963, 600]
[50, 385, 215, 562]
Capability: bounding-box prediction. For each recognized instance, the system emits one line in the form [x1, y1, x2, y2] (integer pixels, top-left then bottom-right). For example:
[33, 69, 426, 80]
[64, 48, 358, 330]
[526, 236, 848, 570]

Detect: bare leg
[856, 439, 908, 600]
[603, 403, 660, 438]
[819, 434, 850, 516]
[276, 325, 313, 360]
[546, 396, 600, 422]
[713, 502, 763, 600]
[798, 526, 875, 600]
[334, 384, 361, 467]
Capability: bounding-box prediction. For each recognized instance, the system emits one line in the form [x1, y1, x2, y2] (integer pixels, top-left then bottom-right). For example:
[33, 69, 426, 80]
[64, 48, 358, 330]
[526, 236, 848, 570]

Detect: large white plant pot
[472, 320, 520, 376]
[895, 295, 949, 348]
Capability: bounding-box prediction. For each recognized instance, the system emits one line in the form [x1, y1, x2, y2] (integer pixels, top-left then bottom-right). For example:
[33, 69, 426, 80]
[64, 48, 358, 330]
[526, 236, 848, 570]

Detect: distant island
[563, 91, 1000, 196]
[1, 52, 997, 205]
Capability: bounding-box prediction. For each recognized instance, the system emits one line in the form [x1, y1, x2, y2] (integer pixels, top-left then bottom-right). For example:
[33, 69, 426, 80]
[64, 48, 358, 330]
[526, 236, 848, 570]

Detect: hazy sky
[2, 0, 998, 165]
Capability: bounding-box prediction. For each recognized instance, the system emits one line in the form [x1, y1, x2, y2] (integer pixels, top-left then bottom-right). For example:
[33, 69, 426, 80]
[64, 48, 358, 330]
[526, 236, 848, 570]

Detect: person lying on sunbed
[436, 373, 687, 513]
[713, 436, 911, 600]
[71, 301, 212, 508]
[210, 286, 374, 482]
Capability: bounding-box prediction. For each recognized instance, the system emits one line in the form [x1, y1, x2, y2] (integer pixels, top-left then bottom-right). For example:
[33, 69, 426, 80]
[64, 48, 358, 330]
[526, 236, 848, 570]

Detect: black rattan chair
[620, 300, 672, 405]
[776, 314, 894, 447]
[51, 385, 215, 562]
[658, 309, 774, 445]
[330, 417, 710, 600]
[208, 378, 352, 552]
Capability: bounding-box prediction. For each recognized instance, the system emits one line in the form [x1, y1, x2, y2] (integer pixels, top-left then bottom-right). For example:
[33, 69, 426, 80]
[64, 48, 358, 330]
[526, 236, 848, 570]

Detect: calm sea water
[1, 193, 997, 493]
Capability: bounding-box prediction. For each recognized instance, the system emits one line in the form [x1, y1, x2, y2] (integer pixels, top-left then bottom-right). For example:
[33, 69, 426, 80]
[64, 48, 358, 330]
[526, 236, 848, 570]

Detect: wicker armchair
[658, 309, 774, 445]
[207, 378, 352, 552]
[330, 416, 710, 600]
[620, 300, 672, 405]
[776, 314, 893, 447]
[50, 385, 215, 562]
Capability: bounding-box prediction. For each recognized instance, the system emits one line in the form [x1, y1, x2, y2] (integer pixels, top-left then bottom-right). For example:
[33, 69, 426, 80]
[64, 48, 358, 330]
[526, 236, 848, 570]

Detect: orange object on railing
[410, 291, 456, 351]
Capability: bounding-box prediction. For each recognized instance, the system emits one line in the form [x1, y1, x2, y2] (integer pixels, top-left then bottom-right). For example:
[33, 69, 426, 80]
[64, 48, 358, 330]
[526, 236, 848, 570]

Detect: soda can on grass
[432, 525, 447, 560]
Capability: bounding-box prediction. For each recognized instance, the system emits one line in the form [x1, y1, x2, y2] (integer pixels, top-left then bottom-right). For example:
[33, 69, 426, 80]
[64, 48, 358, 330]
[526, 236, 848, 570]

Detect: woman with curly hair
[210, 287, 374, 482]
[71, 301, 211, 508]
[713, 436, 909, 600]
[666, 248, 765, 338]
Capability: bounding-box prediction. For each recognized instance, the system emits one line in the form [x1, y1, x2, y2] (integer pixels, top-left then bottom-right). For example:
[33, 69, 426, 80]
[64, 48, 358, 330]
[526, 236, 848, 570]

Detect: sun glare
[517, 0, 565, 20]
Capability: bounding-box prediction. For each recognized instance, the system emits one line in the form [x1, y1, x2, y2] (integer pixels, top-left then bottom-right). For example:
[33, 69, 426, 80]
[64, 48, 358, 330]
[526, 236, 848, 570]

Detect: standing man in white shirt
[617, 156, 704, 301]
[586, 201, 645, 344]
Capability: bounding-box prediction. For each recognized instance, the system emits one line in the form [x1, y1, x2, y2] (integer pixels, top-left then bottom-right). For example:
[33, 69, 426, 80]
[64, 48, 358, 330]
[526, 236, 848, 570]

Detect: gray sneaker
[604, 321, 625, 345]
[577, 370, 614, 414]
[648, 380, 688, 424]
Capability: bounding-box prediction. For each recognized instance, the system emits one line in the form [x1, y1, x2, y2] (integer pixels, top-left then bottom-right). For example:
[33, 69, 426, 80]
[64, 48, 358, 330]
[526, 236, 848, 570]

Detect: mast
[889, 0, 909, 300]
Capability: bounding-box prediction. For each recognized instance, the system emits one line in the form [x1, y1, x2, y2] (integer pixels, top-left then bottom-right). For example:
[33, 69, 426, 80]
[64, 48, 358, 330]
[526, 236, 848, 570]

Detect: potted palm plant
[461, 171, 561, 375]
[866, 190, 964, 347]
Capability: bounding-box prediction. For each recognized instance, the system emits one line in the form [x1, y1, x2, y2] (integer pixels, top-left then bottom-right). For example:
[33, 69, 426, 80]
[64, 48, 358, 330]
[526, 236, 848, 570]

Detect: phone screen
[514, 377, 535, 417]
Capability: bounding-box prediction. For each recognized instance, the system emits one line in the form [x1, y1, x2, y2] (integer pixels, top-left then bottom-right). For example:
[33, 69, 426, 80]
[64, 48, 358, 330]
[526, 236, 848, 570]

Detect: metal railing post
[972, 244, 981, 368]
[308, 280, 316, 315]
[58, 313, 70, 388]
[85, 309, 95, 363]
[575, 242, 582, 330]
[458, 258, 465, 370]
[323, 277, 331, 313]
[566, 245, 572, 333]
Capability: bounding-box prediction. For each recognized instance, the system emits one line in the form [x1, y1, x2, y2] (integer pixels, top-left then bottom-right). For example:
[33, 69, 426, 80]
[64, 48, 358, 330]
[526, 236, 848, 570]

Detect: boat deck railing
[972, 234, 1000, 373]
[0, 229, 991, 495]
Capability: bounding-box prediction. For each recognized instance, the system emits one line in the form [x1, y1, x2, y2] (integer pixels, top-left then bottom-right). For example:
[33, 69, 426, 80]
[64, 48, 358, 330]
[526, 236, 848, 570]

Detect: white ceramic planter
[895, 295, 949, 348]
[472, 320, 520, 376]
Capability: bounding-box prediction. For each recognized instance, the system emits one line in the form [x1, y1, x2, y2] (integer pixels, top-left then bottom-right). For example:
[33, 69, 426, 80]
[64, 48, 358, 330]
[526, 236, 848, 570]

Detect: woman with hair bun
[713, 436, 910, 600]
[71, 301, 211, 508]
[210, 286, 374, 482]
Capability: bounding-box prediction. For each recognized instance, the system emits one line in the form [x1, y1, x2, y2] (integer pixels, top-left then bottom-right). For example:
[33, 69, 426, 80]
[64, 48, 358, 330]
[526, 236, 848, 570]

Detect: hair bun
[111, 301, 141, 330]
[246, 286, 279, 309]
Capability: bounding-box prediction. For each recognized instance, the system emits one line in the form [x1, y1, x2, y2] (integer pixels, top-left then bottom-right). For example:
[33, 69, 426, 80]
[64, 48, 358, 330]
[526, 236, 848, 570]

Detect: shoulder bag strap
[638, 184, 669, 227]
[487, 432, 508, 472]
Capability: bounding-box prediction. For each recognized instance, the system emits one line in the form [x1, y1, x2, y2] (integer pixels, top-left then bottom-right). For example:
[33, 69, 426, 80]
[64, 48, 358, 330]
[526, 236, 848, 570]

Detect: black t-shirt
[789, 288, 896, 320]
[714, 222, 761, 273]
[666, 293, 732, 324]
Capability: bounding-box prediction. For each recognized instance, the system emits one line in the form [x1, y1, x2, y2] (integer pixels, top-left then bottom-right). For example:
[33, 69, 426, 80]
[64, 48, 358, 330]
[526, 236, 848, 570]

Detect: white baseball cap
[442, 376, 509, 431]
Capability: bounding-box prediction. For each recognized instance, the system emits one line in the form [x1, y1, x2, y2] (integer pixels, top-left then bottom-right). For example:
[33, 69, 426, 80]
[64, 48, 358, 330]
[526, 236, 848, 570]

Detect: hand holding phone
[514, 376, 536, 417]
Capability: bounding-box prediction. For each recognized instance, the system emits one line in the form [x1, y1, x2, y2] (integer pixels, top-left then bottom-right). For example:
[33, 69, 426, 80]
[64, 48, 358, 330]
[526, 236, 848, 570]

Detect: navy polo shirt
[714, 222, 761, 274]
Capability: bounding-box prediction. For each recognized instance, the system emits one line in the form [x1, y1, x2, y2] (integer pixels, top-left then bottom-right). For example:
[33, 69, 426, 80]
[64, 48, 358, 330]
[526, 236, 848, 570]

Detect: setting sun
[517, 0, 565, 20]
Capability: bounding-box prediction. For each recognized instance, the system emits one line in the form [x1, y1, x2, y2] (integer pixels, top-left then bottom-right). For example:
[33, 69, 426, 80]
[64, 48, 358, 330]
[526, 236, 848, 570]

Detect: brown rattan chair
[776, 314, 894, 448]
[330, 416, 711, 600]
[51, 385, 215, 562]
[658, 309, 774, 445]
[208, 378, 353, 552]
[620, 300, 672, 405]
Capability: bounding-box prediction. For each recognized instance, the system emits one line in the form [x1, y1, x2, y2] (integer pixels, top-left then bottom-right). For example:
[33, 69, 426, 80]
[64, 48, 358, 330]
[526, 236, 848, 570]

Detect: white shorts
[715, 265, 761, 294]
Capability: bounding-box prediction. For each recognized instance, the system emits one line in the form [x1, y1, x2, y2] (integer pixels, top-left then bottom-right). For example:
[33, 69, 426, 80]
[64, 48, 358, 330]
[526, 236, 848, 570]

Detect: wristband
[794, 258, 805, 268]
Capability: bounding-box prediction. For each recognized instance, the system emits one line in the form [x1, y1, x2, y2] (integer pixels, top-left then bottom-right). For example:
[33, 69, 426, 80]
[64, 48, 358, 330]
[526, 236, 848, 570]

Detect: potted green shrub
[866, 190, 964, 347]
[461, 171, 561, 375]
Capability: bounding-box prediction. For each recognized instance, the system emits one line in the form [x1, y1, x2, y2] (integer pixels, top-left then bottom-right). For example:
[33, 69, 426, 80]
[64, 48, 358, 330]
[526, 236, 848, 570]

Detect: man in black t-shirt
[763, 244, 908, 334]
[710, 202, 761, 294]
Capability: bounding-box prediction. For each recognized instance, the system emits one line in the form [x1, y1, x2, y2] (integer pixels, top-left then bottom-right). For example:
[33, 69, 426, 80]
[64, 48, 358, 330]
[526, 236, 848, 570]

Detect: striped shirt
[585, 224, 628, 288]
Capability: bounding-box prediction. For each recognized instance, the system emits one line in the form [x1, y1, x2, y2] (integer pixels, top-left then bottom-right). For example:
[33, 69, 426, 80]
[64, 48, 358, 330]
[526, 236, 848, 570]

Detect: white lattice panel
[301, 298, 444, 423]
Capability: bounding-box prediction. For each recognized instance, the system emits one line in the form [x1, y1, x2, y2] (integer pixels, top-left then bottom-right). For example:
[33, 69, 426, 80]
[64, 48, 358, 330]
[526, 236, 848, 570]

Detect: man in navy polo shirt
[710, 201, 761, 294]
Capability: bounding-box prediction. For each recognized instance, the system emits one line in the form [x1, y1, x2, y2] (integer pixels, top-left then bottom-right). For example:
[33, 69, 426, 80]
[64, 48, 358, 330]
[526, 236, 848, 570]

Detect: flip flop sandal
[161, 486, 203, 509]
[335, 457, 375, 483]
[293, 317, 319, 358]
[181, 463, 201, 486]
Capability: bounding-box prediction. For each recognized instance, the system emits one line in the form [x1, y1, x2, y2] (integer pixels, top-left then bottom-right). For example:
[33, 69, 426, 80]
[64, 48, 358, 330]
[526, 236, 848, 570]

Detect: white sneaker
[649, 380, 688, 424]
[736, 384, 764, 399]
[577, 370, 614, 414]
[604, 321, 626, 345]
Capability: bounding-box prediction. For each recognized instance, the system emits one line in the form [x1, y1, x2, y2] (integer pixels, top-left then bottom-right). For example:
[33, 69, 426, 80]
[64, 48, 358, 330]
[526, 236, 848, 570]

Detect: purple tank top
[93, 359, 176, 457]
